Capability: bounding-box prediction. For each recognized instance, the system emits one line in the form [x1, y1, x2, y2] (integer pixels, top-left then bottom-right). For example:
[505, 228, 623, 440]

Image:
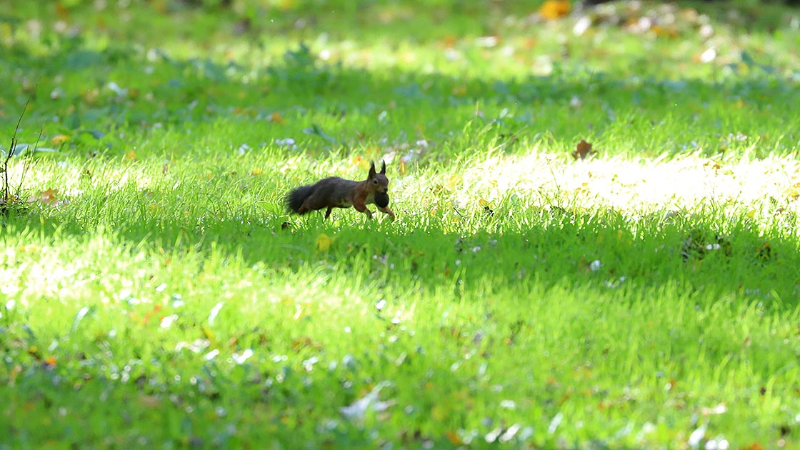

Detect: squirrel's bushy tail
[286, 184, 315, 214]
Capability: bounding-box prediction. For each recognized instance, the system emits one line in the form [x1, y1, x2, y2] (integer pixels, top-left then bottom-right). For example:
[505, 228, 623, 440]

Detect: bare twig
[2, 97, 33, 215]
[15, 127, 43, 199]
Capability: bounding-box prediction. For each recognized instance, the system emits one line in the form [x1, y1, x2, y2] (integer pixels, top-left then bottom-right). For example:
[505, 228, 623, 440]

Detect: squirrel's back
[285, 177, 358, 214]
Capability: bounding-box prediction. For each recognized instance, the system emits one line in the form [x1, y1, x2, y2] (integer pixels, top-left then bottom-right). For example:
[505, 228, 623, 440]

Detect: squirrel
[285, 160, 396, 221]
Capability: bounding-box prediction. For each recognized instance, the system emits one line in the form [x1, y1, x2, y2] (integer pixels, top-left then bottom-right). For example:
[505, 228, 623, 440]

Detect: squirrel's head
[367, 160, 389, 193]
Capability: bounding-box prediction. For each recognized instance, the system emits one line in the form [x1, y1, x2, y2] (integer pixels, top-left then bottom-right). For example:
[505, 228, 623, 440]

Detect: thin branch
[16, 126, 43, 198]
[4, 98, 31, 203]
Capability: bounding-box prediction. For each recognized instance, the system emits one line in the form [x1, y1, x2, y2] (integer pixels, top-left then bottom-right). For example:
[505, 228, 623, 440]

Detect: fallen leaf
[55, 2, 70, 20]
[37, 188, 59, 206]
[398, 161, 407, 175]
[651, 25, 679, 39]
[50, 134, 70, 146]
[316, 233, 334, 252]
[572, 140, 596, 160]
[445, 431, 462, 445]
[126, 150, 137, 160]
[742, 443, 764, 450]
[269, 112, 284, 124]
[540, 0, 571, 20]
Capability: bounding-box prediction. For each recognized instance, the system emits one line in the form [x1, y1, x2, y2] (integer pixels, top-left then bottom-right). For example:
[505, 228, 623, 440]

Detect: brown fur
[286, 161, 395, 221]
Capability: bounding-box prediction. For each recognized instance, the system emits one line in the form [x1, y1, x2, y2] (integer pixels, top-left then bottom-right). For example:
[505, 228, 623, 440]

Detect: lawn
[2, 0, 800, 447]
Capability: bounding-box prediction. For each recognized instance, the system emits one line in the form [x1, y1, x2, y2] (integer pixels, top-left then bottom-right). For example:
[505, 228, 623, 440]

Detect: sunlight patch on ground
[450, 150, 800, 214]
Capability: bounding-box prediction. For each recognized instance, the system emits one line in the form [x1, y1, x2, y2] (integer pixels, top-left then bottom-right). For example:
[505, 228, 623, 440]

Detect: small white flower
[688, 425, 706, 449]
[233, 349, 254, 365]
[160, 314, 178, 329]
[499, 400, 516, 409]
[107, 81, 127, 97]
[700, 47, 717, 63]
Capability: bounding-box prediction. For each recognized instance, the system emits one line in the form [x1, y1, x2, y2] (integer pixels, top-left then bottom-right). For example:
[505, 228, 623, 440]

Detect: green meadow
[1, 0, 800, 447]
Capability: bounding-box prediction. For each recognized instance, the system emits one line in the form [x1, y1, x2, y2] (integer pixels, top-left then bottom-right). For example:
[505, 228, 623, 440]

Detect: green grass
[2, 0, 800, 448]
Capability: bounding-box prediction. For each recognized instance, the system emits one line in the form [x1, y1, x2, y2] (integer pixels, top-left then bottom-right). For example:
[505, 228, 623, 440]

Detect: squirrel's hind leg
[324, 207, 333, 219]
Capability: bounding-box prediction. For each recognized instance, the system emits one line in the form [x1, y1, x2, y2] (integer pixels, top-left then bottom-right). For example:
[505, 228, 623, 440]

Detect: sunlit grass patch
[451, 149, 800, 217]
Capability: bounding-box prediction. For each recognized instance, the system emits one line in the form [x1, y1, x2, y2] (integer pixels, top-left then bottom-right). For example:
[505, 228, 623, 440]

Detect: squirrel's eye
[373, 180, 378, 184]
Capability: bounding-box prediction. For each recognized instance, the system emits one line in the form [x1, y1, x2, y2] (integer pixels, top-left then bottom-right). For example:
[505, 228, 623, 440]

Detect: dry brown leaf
[38, 188, 59, 206]
[572, 140, 596, 160]
[445, 431, 463, 445]
[741, 443, 764, 450]
[269, 112, 284, 124]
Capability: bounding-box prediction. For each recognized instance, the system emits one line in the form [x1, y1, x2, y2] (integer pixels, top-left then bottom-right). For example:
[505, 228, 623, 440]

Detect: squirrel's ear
[380, 160, 386, 174]
[368, 162, 376, 178]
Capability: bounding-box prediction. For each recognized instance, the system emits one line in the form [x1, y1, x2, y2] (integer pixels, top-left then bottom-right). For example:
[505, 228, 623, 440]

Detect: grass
[2, 0, 800, 447]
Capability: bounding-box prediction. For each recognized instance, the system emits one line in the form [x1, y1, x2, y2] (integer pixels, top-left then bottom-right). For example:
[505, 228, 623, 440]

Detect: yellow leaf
[51, 134, 70, 146]
[126, 150, 136, 160]
[398, 160, 407, 176]
[540, 0, 571, 20]
[316, 233, 334, 252]
[651, 25, 679, 39]
[202, 326, 215, 342]
[251, 168, 263, 175]
[746, 209, 756, 218]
